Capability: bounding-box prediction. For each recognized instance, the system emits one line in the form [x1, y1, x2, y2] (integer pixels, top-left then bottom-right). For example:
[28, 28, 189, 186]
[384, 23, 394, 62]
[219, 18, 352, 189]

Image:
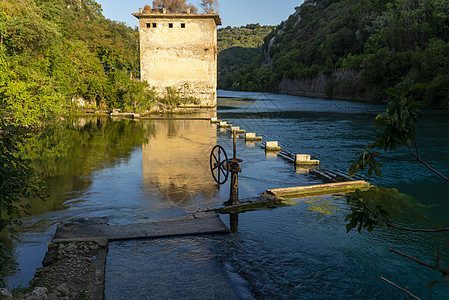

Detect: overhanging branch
[380, 275, 422, 300]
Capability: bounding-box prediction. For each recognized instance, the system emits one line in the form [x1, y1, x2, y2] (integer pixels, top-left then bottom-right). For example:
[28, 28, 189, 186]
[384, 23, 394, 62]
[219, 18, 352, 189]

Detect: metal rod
[233, 130, 236, 159]
[230, 213, 239, 233]
[217, 150, 219, 182]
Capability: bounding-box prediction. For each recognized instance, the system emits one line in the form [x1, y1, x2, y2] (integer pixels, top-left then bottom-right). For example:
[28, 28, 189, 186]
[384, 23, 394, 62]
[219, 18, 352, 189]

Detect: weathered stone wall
[137, 15, 219, 107]
[279, 74, 328, 98]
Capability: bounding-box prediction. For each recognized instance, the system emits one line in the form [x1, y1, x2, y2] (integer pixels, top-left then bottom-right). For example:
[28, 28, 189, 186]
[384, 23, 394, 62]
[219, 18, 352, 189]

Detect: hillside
[222, 0, 449, 106]
[0, 0, 153, 126]
[217, 24, 275, 88]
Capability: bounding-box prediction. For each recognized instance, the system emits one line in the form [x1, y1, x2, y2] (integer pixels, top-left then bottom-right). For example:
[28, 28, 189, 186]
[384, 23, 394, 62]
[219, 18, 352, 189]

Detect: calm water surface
[4, 92, 449, 299]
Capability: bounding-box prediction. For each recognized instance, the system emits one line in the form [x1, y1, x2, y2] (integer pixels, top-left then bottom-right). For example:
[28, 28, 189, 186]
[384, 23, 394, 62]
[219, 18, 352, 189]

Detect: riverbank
[222, 83, 449, 109]
[277, 70, 362, 102]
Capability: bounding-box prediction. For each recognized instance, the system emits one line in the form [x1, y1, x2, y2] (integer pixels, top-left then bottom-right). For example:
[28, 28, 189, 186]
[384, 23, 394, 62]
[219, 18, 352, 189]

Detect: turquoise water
[216, 90, 449, 299]
[218, 90, 449, 220]
[4, 92, 449, 299]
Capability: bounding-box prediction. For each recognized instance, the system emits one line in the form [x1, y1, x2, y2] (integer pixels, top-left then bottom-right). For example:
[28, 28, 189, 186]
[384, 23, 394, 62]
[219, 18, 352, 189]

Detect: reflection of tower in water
[142, 118, 218, 207]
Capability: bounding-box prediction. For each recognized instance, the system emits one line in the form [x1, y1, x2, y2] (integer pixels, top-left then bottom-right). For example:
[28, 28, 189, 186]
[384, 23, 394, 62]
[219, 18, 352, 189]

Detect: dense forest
[217, 24, 275, 87]
[0, 0, 156, 128]
[221, 0, 449, 106]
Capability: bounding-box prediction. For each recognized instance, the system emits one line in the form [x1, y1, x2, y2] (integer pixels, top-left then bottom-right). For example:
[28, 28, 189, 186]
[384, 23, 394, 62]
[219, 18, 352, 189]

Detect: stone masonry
[133, 9, 222, 107]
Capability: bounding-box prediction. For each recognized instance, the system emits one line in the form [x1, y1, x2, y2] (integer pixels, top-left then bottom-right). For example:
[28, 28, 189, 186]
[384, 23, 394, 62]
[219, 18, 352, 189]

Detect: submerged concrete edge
[265, 181, 371, 199]
[30, 212, 229, 299]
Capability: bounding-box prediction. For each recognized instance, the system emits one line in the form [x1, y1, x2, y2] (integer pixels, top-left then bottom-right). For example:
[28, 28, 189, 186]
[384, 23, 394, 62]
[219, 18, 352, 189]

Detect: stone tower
[133, 8, 222, 107]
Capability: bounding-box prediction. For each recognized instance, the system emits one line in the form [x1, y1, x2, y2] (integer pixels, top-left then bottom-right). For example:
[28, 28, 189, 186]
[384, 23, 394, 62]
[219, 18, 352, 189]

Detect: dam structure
[133, 8, 222, 107]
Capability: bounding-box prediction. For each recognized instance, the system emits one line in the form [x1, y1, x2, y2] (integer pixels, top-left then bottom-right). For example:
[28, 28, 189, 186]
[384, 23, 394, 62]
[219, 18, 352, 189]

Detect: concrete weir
[230, 126, 246, 133]
[31, 212, 229, 299]
[264, 181, 371, 199]
[264, 141, 282, 151]
[245, 132, 262, 141]
[110, 109, 140, 119]
[219, 121, 232, 128]
[296, 154, 319, 165]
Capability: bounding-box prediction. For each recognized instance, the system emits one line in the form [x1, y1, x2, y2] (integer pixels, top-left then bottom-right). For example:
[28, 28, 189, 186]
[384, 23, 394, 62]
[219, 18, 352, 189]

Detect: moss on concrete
[215, 196, 296, 214]
[265, 181, 371, 199]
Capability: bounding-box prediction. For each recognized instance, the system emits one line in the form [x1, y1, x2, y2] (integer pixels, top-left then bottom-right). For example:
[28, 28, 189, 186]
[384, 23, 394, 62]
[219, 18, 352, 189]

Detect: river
[3, 91, 449, 299]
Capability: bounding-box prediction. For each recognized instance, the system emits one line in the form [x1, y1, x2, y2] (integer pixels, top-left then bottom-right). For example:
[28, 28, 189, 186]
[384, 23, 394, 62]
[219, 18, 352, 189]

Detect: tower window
[181, 23, 186, 28]
[146, 23, 151, 28]
[169, 23, 173, 28]
[152, 23, 157, 28]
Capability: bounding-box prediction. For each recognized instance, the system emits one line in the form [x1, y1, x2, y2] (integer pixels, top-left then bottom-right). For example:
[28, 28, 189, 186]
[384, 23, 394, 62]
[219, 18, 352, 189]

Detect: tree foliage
[217, 24, 275, 88]
[1, 0, 200, 121]
[348, 85, 441, 182]
[151, 0, 197, 13]
[0, 0, 203, 284]
[0, 0, 158, 127]
[200, 0, 219, 13]
[347, 84, 448, 234]
[223, 0, 449, 106]
[0, 119, 46, 233]
[0, 0, 161, 281]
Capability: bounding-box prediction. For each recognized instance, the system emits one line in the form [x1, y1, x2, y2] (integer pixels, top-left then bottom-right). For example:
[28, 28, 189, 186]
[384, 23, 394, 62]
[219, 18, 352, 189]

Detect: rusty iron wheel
[210, 145, 229, 185]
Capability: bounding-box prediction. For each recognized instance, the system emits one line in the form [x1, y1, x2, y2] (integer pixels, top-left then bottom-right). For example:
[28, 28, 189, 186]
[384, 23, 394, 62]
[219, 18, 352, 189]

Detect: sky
[95, 0, 303, 28]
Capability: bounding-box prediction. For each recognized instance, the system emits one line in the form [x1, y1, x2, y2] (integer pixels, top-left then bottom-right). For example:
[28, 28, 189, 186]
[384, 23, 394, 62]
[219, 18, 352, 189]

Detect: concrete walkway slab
[52, 212, 229, 242]
[30, 212, 230, 299]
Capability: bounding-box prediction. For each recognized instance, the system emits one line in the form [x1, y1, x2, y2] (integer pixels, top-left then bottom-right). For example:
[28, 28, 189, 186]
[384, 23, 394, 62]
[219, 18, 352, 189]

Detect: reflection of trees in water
[23, 117, 147, 177]
[167, 119, 179, 138]
[17, 117, 148, 216]
[145, 119, 187, 139]
[2, 117, 152, 282]
[2, 117, 150, 284]
[0, 231, 16, 286]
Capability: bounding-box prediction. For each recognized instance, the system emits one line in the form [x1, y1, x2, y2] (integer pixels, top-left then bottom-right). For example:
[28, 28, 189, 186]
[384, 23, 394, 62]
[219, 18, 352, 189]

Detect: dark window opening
[169, 23, 173, 28]
[181, 23, 186, 28]
[146, 23, 151, 28]
[152, 23, 157, 28]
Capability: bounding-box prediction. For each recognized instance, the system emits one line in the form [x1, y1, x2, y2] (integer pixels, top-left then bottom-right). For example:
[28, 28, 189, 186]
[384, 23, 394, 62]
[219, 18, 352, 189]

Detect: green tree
[152, 0, 197, 13]
[0, 119, 46, 233]
[200, 0, 219, 13]
[0, 0, 151, 117]
[217, 25, 275, 88]
[223, 0, 449, 105]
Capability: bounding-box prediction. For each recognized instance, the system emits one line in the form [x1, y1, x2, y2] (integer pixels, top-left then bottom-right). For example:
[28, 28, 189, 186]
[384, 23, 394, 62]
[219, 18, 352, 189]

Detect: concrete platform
[264, 181, 371, 199]
[53, 212, 229, 242]
[31, 212, 230, 299]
